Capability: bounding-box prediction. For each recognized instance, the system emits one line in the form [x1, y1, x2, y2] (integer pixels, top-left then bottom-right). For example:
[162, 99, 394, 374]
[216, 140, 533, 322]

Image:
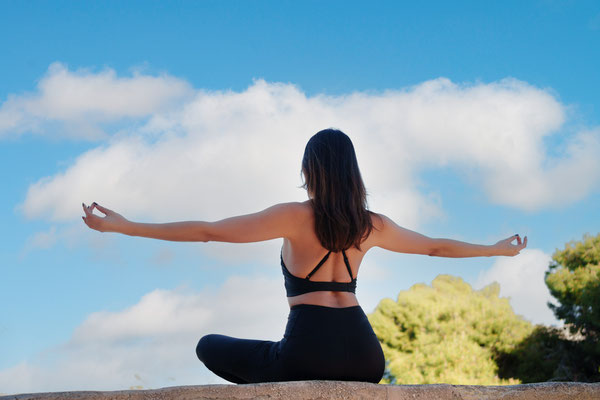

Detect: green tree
[544, 232, 600, 379]
[496, 324, 594, 382]
[368, 275, 533, 385]
[496, 233, 600, 383]
[546, 233, 600, 340]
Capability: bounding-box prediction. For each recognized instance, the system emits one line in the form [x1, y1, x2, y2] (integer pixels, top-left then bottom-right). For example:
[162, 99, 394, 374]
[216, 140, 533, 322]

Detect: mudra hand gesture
[493, 234, 527, 256]
[82, 202, 127, 233]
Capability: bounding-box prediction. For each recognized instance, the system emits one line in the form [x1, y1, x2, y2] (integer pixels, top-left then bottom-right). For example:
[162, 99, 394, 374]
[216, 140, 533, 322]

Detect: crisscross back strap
[342, 250, 354, 280]
[306, 251, 331, 279]
[305, 250, 354, 281]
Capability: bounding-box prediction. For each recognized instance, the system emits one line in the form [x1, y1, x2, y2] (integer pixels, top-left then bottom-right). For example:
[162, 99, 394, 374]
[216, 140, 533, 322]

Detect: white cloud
[483, 128, 600, 210]
[0, 62, 193, 139]
[0, 275, 289, 394]
[475, 248, 558, 326]
[13, 70, 600, 237]
[22, 226, 57, 251]
[18, 226, 59, 260]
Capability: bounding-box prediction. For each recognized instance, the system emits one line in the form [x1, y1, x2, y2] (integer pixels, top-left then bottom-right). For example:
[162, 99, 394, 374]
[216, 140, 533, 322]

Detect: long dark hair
[302, 129, 374, 252]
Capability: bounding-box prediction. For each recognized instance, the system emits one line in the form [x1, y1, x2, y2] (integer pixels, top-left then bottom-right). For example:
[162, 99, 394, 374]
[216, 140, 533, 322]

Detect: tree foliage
[542, 232, 600, 380]
[496, 325, 597, 382]
[497, 233, 600, 383]
[546, 233, 600, 339]
[368, 275, 532, 384]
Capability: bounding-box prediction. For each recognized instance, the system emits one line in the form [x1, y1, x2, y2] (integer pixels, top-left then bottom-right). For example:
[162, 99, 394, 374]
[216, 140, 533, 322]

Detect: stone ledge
[2, 381, 600, 400]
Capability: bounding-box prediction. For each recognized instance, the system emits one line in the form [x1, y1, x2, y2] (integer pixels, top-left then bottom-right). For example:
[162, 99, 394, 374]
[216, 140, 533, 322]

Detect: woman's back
[281, 200, 381, 308]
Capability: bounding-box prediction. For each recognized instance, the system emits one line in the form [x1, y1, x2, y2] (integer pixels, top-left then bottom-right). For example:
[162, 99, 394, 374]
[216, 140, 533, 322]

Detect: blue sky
[1, 0, 599, 393]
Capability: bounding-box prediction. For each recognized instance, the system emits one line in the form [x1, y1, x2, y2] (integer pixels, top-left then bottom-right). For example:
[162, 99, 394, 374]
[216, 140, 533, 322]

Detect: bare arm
[82, 202, 300, 243]
[371, 213, 527, 257]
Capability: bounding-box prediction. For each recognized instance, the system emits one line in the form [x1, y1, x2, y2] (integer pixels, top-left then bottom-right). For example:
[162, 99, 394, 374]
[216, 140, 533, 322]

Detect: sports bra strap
[305, 250, 353, 280]
[342, 250, 353, 279]
[306, 251, 332, 279]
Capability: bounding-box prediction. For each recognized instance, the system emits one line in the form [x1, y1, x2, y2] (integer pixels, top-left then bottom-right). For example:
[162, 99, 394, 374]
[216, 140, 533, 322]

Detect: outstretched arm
[82, 202, 299, 243]
[372, 214, 527, 257]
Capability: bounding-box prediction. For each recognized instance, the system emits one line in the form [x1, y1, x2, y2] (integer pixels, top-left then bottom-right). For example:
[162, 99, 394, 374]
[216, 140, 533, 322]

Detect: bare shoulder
[369, 212, 410, 232]
[369, 211, 386, 230]
[205, 201, 312, 243]
[270, 201, 312, 219]
[264, 201, 313, 230]
[362, 211, 386, 247]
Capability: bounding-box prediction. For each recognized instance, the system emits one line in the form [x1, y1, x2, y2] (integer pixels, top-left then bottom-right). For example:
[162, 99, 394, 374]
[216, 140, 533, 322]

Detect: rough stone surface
[2, 381, 600, 400]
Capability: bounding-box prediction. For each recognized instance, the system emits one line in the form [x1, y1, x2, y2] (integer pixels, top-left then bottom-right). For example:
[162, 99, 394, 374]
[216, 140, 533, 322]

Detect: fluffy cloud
[0, 62, 193, 139]
[22, 226, 57, 251]
[475, 249, 558, 326]
[0, 275, 289, 394]
[14, 69, 600, 232]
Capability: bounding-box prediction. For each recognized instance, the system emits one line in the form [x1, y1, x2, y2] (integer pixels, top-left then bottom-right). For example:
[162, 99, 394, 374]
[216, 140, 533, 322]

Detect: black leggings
[196, 304, 385, 384]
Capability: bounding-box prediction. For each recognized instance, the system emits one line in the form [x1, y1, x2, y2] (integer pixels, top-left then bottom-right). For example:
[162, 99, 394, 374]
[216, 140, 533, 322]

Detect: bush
[368, 275, 531, 384]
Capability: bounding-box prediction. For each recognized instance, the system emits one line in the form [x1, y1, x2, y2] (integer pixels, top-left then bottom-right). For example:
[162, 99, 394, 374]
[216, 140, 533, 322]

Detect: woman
[82, 128, 527, 384]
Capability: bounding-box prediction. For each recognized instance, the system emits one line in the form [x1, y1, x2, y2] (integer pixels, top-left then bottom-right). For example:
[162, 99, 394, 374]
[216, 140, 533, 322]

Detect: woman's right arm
[82, 202, 212, 241]
[82, 202, 302, 243]
[371, 213, 527, 257]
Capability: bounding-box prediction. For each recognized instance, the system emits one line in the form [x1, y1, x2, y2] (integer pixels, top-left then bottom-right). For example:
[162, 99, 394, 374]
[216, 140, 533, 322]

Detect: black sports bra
[280, 249, 357, 297]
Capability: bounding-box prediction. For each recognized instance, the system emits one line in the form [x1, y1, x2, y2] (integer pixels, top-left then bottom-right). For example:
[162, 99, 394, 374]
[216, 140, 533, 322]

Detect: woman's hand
[82, 202, 128, 233]
[492, 234, 527, 256]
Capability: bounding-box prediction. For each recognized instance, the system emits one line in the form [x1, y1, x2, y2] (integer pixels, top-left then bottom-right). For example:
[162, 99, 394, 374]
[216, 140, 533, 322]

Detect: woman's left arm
[82, 202, 299, 243]
[429, 235, 527, 257]
[370, 213, 527, 257]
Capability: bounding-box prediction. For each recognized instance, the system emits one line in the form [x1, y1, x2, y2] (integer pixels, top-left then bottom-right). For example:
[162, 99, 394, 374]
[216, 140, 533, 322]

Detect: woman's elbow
[426, 239, 443, 257]
[427, 248, 441, 257]
[191, 222, 212, 242]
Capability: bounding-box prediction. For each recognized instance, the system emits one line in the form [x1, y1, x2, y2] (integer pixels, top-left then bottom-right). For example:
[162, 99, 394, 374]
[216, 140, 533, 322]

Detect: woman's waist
[287, 291, 359, 309]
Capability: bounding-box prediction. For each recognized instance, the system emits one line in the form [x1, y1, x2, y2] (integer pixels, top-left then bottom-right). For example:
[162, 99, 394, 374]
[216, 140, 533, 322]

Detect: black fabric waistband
[290, 304, 362, 311]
